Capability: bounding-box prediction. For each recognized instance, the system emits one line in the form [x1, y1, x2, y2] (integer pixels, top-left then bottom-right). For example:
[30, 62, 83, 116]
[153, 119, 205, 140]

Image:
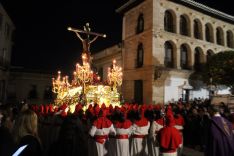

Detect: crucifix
[68, 23, 106, 63]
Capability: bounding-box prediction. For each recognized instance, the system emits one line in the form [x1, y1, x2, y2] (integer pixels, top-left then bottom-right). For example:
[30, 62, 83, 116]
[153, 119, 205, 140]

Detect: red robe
[157, 114, 182, 153]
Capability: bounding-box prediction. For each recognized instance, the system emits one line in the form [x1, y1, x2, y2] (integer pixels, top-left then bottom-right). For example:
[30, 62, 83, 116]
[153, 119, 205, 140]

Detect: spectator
[49, 115, 88, 156]
[0, 108, 15, 156]
[13, 109, 42, 156]
[18, 100, 29, 113]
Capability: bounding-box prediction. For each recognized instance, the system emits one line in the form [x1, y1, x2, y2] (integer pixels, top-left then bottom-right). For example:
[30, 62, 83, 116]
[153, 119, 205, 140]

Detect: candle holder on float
[108, 60, 123, 93]
[73, 53, 93, 105]
[52, 71, 71, 105]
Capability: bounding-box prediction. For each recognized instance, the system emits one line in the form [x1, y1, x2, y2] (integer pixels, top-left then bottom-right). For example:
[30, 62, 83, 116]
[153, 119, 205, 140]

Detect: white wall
[192, 88, 209, 99]
[164, 76, 211, 103]
[216, 87, 231, 95]
[164, 77, 187, 103]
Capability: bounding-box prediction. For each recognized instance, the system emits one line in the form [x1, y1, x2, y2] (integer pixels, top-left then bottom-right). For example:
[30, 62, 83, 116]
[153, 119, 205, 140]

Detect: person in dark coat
[49, 114, 88, 156]
[0, 110, 15, 156]
[205, 106, 234, 156]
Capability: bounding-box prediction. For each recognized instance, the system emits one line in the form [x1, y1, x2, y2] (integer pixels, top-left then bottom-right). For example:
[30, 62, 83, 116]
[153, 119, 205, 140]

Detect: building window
[136, 43, 144, 68]
[134, 80, 143, 104]
[28, 85, 38, 99]
[194, 19, 202, 39]
[98, 67, 103, 81]
[164, 41, 174, 68]
[194, 48, 202, 71]
[207, 50, 214, 62]
[43, 86, 53, 100]
[7, 84, 16, 100]
[136, 13, 144, 34]
[0, 13, 3, 31]
[0, 48, 4, 66]
[164, 10, 175, 33]
[180, 44, 188, 69]
[205, 23, 214, 43]
[216, 27, 224, 46]
[227, 30, 234, 48]
[180, 15, 189, 36]
[0, 80, 6, 102]
[5, 23, 10, 39]
[182, 89, 190, 103]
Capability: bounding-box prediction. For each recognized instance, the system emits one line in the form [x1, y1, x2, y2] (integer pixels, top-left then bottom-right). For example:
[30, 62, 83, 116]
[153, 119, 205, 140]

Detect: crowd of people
[0, 98, 234, 156]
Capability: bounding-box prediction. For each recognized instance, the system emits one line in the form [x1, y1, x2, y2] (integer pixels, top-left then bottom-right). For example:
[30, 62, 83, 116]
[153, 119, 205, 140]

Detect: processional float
[52, 23, 122, 112]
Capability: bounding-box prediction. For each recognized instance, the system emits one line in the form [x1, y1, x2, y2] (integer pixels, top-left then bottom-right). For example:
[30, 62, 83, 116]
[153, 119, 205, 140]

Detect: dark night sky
[1, 0, 234, 73]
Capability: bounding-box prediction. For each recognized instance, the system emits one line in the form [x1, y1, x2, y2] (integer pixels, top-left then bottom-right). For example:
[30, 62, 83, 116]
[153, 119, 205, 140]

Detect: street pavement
[182, 147, 204, 156]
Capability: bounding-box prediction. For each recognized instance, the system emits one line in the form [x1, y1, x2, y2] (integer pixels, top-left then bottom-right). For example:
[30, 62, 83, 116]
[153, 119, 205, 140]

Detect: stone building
[7, 67, 53, 105]
[95, 0, 234, 104]
[0, 3, 15, 105]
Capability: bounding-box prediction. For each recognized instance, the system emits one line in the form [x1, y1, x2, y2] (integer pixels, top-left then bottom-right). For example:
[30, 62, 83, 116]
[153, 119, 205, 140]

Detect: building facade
[7, 68, 53, 105]
[94, 0, 234, 104]
[0, 3, 15, 105]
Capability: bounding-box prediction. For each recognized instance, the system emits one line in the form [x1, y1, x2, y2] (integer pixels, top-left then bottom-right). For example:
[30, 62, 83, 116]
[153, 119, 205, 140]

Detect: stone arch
[180, 43, 192, 70]
[216, 27, 224, 46]
[194, 47, 205, 71]
[164, 41, 177, 68]
[193, 18, 203, 40]
[226, 30, 234, 48]
[180, 14, 191, 36]
[164, 10, 176, 33]
[205, 23, 214, 43]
